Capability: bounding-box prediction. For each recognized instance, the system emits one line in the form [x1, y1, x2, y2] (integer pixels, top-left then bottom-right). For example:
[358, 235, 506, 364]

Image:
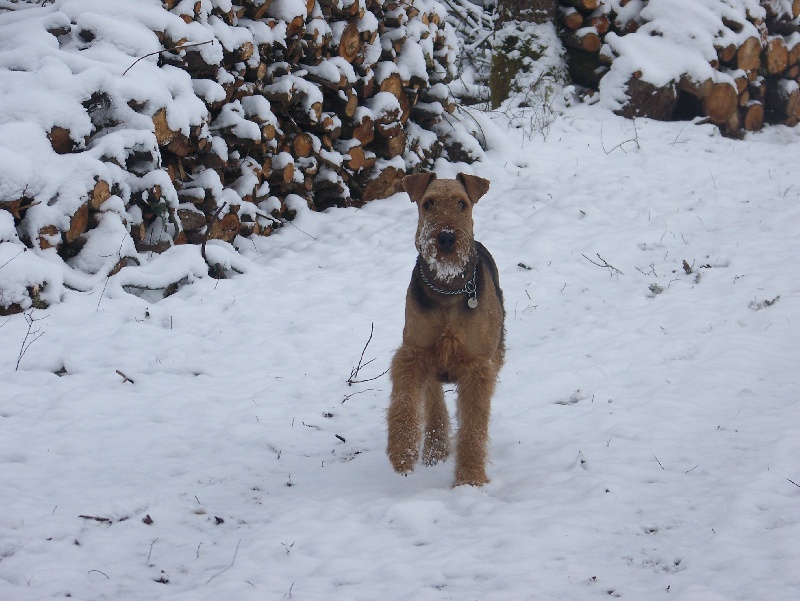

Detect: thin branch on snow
[582, 254, 624, 277]
[205, 539, 241, 585]
[286, 220, 316, 240]
[123, 40, 214, 76]
[347, 322, 388, 385]
[87, 569, 110, 579]
[601, 121, 640, 154]
[97, 233, 133, 310]
[116, 369, 135, 384]
[349, 368, 390, 385]
[16, 310, 46, 371]
[342, 388, 378, 404]
[79, 514, 112, 523]
[147, 538, 159, 563]
[447, 106, 489, 149]
[0, 247, 26, 271]
[636, 263, 658, 277]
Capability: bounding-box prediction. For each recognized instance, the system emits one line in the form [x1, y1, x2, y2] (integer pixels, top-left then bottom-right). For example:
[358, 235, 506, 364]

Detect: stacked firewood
[149, 0, 460, 247]
[5, 0, 463, 264]
[558, 0, 800, 135]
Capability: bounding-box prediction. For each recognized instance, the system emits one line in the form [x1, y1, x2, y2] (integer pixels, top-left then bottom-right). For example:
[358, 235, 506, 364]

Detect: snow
[396, 38, 429, 85]
[0, 243, 64, 310]
[212, 101, 262, 141]
[366, 91, 401, 120]
[267, 0, 308, 23]
[303, 56, 357, 86]
[1, 0, 800, 597]
[598, 0, 764, 113]
[2, 103, 800, 600]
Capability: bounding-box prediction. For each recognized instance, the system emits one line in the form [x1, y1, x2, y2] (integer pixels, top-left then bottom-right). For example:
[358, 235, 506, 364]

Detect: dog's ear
[457, 173, 490, 204]
[403, 172, 436, 203]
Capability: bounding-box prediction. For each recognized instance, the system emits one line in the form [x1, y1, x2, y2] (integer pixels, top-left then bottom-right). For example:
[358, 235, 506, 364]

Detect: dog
[387, 172, 505, 487]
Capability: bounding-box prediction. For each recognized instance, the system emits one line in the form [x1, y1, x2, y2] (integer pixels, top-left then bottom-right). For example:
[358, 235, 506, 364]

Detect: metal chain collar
[417, 259, 479, 309]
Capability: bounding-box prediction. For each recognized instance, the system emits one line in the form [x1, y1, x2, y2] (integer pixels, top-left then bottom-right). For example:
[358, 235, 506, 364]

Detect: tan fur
[387, 173, 504, 487]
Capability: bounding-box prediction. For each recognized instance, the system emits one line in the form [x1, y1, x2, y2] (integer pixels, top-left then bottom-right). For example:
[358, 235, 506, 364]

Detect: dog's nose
[437, 231, 456, 252]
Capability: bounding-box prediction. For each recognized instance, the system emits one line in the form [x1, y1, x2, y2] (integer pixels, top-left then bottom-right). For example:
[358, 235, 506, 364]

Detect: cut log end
[743, 103, 764, 132]
[736, 37, 761, 71]
[90, 180, 112, 210]
[618, 77, 678, 121]
[65, 203, 90, 244]
[338, 21, 362, 63]
[703, 82, 738, 124]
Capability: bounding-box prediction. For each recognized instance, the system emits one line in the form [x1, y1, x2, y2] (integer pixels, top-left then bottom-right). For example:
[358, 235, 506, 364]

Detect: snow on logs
[557, 0, 800, 135]
[0, 0, 468, 310]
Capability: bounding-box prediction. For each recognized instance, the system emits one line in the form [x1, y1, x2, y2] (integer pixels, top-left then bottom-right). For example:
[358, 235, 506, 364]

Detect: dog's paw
[452, 477, 489, 488]
[453, 469, 489, 488]
[422, 441, 450, 467]
[388, 449, 418, 475]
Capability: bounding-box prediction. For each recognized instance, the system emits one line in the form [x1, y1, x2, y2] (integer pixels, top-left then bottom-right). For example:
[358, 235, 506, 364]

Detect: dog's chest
[405, 307, 489, 359]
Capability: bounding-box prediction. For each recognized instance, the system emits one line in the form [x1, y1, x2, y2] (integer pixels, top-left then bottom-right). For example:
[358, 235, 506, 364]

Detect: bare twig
[97, 233, 132, 309]
[206, 539, 241, 585]
[582, 253, 624, 277]
[147, 539, 159, 563]
[16, 310, 46, 371]
[447, 105, 489, 150]
[88, 569, 110, 579]
[636, 263, 658, 277]
[601, 120, 640, 154]
[287, 220, 316, 240]
[348, 367, 389, 385]
[788, 478, 800, 488]
[347, 322, 388, 385]
[123, 40, 214, 76]
[79, 515, 112, 523]
[342, 388, 377, 403]
[0, 247, 26, 271]
[669, 120, 692, 146]
[653, 454, 665, 470]
[116, 370, 135, 384]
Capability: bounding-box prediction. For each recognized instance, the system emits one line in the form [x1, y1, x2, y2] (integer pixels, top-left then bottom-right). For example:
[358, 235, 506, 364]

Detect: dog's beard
[417, 224, 470, 284]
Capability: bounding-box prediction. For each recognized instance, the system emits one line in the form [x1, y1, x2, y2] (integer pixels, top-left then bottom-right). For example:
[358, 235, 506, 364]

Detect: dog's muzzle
[436, 230, 456, 254]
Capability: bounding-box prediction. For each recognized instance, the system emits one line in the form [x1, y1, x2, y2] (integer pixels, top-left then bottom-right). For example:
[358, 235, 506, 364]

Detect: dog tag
[467, 297, 479, 309]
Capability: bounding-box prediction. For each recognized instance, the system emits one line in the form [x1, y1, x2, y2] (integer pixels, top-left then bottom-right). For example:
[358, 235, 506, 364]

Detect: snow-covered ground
[2, 106, 800, 600]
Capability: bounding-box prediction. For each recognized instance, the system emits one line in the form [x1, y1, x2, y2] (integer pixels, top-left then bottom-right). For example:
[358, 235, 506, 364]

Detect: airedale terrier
[387, 172, 505, 487]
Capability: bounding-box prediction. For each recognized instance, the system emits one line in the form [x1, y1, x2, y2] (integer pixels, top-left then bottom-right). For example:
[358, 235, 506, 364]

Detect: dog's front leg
[422, 378, 450, 466]
[387, 344, 430, 474]
[453, 358, 498, 486]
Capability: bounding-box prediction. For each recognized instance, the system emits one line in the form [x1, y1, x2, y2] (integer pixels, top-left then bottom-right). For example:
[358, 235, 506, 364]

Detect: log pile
[0, 0, 467, 295]
[142, 0, 462, 248]
[557, 0, 800, 135]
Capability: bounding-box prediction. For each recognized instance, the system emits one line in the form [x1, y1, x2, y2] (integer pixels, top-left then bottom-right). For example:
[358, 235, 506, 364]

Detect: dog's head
[403, 172, 490, 283]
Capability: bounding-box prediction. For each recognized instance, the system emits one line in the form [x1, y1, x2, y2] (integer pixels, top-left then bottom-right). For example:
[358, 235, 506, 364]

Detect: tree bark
[490, 0, 559, 108]
[496, 0, 557, 28]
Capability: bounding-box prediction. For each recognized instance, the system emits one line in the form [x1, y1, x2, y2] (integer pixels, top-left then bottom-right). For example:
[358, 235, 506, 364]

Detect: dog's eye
[422, 200, 434, 211]
[458, 200, 467, 210]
